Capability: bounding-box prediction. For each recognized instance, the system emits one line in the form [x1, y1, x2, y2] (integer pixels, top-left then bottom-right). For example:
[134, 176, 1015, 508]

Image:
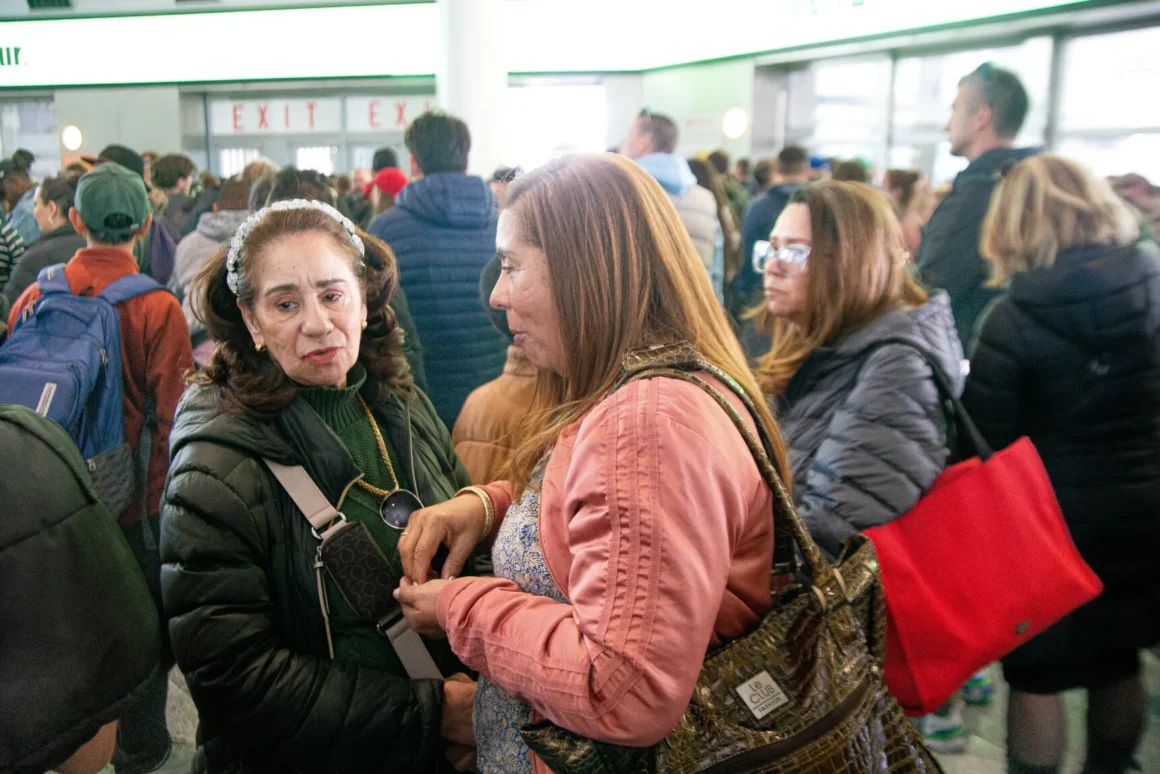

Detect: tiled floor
[131, 651, 1160, 773]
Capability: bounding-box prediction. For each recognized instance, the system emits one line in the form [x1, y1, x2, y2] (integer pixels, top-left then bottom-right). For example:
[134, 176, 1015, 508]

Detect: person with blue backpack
[2, 161, 193, 773]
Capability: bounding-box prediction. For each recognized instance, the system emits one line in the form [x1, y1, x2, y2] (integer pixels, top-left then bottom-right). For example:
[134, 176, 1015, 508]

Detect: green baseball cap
[75, 162, 150, 243]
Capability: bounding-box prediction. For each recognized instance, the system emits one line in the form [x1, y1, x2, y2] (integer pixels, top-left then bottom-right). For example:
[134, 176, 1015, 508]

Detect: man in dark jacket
[916, 62, 1037, 351]
[734, 145, 810, 318]
[0, 405, 161, 774]
[369, 112, 507, 427]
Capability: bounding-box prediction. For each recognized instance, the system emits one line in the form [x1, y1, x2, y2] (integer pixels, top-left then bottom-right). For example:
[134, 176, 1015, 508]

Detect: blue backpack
[0, 264, 167, 515]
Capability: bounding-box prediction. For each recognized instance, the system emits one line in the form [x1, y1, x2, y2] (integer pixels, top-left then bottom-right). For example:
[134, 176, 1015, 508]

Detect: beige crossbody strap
[264, 459, 444, 681]
[265, 460, 343, 535]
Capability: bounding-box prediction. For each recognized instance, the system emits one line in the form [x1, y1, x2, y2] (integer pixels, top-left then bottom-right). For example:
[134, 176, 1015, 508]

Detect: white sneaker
[914, 700, 969, 754]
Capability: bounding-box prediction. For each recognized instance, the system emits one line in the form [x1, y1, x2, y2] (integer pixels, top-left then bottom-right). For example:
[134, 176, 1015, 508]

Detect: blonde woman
[963, 154, 1160, 774]
[394, 154, 784, 773]
[755, 180, 967, 750]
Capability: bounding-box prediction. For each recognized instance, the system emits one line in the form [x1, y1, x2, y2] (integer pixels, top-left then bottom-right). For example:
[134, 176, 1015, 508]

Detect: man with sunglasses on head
[916, 62, 1037, 353]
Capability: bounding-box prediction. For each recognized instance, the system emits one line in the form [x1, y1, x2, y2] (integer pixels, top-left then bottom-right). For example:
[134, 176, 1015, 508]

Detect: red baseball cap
[365, 167, 408, 199]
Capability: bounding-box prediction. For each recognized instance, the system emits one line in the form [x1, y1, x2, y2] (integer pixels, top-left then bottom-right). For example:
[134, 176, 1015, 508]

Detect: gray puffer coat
[775, 292, 964, 556]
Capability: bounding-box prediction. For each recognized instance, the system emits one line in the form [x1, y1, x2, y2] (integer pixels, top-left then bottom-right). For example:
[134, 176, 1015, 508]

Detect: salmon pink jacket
[435, 375, 775, 763]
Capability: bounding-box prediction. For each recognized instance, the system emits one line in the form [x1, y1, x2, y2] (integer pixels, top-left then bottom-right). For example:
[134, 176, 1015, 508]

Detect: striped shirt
[0, 222, 26, 292]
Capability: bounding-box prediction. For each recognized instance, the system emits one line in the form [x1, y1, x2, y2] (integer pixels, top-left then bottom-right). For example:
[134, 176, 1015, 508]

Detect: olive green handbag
[518, 344, 943, 774]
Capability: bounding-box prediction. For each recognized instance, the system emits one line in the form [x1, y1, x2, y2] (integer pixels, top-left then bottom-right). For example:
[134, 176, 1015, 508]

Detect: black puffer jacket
[161, 380, 472, 773]
[776, 293, 963, 556]
[1, 405, 160, 774]
[963, 244, 1160, 648]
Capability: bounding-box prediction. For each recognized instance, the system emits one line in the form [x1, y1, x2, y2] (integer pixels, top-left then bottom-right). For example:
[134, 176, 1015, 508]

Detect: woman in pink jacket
[396, 153, 787, 773]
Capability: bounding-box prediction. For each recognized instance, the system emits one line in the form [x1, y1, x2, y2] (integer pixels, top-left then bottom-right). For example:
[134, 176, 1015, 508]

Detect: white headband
[226, 198, 365, 296]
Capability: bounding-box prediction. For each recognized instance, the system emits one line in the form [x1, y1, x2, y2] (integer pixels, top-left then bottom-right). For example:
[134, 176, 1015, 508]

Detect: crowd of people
[0, 58, 1158, 774]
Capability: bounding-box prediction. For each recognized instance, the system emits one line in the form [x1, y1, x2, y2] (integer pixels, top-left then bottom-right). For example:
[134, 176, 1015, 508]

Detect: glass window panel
[784, 55, 891, 169]
[891, 37, 1052, 183]
[1057, 134, 1160, 183]
[217, 148, 259, 178]
[1060, 28, 1160, 132]
[0, 101, 60, 178]
[296, 145, 337, 175]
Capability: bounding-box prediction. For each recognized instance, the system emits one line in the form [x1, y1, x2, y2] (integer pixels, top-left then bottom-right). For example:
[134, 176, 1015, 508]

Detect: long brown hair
[189, 206, 412, 415]
[502, 154, 788, 494]
[884, 169, 922, 213]
[756, 181, 927, 397]
[688, 156, 743, 281]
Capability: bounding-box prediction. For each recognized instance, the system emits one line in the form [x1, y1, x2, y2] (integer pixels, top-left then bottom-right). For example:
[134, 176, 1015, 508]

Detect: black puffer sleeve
[160, 442, 444, 773]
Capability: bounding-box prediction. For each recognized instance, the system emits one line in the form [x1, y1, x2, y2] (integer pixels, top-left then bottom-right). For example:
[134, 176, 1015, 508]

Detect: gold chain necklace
[355, 393, 401, 497]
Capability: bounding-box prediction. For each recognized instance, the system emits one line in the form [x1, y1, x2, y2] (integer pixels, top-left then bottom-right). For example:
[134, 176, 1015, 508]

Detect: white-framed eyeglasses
[753, 241, 811, 277]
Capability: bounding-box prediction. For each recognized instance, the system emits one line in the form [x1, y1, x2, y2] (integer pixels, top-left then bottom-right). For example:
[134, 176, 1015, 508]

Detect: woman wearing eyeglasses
[160, 200, 477, 773]
[755, 180, 967, 747]
[755, 181, 972, 748]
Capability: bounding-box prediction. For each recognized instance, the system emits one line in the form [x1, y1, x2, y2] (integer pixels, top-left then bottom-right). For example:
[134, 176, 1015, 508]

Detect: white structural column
[437, 0, 507, 176]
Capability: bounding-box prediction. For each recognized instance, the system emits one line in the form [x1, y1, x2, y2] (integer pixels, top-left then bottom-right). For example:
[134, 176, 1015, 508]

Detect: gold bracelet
[456, 486, 495, 539]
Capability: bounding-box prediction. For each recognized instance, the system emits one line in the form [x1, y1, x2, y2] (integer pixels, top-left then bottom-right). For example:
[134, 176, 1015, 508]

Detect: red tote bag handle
[855, 339, 1103, 715]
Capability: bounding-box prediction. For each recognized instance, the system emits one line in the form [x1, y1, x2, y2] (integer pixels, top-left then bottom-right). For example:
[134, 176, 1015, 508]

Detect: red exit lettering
[257, 104, 269, 130]
[307, 102, 317, 129]
[232, 103, 244, 132]
[396, 101, 408, 127]
[368, 99, 381, 130]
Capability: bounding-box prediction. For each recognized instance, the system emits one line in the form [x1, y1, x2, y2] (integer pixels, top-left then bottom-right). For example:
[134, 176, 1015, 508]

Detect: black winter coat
[161, 381, 472, 773]
[916, 146, 1038, 350]
[962, 244, 1160, 649]
[0, 406, 161, 774]
[776, 293, 963, 557]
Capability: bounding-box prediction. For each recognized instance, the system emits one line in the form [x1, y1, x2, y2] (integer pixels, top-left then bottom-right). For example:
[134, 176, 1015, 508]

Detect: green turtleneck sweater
[300, 365, 411, 673]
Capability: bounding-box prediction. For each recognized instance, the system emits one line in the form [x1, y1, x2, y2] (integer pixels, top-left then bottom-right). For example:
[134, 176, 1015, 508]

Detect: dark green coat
[161, 380, 471, 773]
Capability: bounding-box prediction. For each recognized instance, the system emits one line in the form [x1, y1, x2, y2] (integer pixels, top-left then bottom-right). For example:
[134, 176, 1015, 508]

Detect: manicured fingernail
[447, 576, 457, 581]
[392, 589, 400, 599]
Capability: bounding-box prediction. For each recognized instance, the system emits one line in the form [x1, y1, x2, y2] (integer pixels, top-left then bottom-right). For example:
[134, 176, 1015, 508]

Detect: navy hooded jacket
[369, 172, 508, 427]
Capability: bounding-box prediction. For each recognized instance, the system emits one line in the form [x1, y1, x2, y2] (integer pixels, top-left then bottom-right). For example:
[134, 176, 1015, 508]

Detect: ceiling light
[61, 125, 83, 151]
[722, 107, 749, 140]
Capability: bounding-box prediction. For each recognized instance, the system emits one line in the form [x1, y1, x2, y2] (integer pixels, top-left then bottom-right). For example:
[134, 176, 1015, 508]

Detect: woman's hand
[441, 673, 477, 748]
[396, 576, 449, 638]
[397, 493, 488, 583]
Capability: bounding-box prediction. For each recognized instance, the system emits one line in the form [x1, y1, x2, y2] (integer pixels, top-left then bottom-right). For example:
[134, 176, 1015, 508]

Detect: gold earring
[255, 342, 265, 352]
[361, 320, 368, 331]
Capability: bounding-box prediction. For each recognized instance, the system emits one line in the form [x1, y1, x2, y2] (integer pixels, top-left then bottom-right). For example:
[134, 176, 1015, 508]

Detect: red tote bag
[859, 341, 1104, 716]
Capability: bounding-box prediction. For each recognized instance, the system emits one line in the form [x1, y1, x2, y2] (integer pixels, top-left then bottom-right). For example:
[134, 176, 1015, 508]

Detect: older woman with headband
[394, 154, 784, 773]
[161, 199, 478, 773]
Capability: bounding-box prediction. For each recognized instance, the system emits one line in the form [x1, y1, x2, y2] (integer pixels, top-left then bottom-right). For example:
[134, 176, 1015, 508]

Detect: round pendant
[380, 488, 425, 530]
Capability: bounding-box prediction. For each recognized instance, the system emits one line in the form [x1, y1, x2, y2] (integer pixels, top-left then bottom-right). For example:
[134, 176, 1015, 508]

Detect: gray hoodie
[170, 208, 249, 337]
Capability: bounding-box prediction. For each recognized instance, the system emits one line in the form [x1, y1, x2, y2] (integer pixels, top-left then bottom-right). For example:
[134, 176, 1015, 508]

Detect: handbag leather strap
[856, 337, 994, 461]
[613, 343, 832, 585]
[263, 459, 444, 681]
